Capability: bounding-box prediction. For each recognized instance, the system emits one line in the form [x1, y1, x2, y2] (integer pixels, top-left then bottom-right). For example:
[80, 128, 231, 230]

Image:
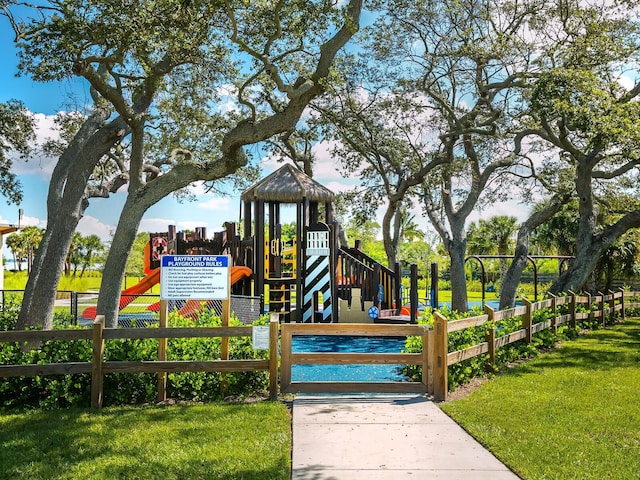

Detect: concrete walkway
[291, 394, 521, 480]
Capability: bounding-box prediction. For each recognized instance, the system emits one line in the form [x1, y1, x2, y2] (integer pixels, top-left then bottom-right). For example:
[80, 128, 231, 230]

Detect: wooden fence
[431, 290, 637, 401]
[2, 290, 639, 406]
[0, 316, 279, 408]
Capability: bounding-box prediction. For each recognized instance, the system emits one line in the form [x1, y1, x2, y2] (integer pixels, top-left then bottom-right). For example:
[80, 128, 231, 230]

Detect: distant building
[0, 224, 21, 290]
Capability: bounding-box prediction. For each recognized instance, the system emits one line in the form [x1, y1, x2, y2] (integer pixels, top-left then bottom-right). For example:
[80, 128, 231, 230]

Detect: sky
[0, 15, 535, 256]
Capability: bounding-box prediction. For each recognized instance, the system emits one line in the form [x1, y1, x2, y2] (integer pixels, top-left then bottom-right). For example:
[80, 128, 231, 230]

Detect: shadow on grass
[499, 319, 640, 377]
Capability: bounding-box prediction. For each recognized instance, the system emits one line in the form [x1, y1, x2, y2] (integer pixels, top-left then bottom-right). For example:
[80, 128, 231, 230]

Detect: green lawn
[441, 317, 640, 480]
[3, 271, 160, 293]
[0, 402, 290, 480]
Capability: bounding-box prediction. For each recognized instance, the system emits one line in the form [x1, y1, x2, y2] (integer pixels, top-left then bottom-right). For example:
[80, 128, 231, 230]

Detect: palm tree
[5, 233, 25, 271]
[79, 235, 105, 277]
[6, 227, 44, 273]
[399, 210, 425, 243]
[467, 215, 518, 277]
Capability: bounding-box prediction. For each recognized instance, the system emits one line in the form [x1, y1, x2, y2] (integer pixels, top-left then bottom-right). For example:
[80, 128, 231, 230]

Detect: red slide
[177, 266, 252, 317]
[81, 269, 161, 320]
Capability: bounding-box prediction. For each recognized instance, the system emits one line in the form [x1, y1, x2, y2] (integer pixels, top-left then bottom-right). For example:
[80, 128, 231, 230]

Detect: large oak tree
[4, 0, 363, 328]
[525, 0, 640, 294]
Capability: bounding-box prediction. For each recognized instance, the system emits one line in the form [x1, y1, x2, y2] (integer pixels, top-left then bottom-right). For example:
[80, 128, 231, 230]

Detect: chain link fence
[2, 290, 263, 328]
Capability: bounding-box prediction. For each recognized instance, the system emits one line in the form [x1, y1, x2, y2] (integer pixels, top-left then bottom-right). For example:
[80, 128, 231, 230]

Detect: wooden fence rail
[0, 316, 279, 408]
[432, 289, 637, 401]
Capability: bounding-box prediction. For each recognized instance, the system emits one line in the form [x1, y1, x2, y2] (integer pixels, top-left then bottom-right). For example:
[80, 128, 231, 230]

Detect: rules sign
[160, 255, 230, 300]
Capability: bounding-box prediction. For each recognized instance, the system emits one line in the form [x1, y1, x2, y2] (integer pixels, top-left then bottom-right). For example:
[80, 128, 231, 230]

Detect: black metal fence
[1, 290, 263, 327]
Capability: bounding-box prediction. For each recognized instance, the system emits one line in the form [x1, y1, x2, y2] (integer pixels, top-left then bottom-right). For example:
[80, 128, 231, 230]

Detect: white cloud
[311, 141, 347, 181]
[77, 215, 114, 241]
[139, 217, 177, 234]
[197, 196, 234, 212]
[616, 73, 636, 92]
[324, 180, 357, 194]
[11, 214, 45, 229]
[139, 217, 224, 236]
[173, 220, 215, 232]
[9, 112, 60, 179]
[467, 200, 533, 226]
[214, 84, 241, 114]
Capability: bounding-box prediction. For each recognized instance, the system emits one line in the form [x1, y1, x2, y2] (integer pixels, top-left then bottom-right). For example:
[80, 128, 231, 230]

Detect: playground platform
[291, 394, 520, 479]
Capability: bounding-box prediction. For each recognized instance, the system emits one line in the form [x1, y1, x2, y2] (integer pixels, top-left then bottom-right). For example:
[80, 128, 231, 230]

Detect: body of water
[291, 335, 409, 382]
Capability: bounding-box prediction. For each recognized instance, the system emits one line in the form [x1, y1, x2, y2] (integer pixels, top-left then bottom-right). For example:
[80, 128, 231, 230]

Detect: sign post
[158, 255, 231, 400]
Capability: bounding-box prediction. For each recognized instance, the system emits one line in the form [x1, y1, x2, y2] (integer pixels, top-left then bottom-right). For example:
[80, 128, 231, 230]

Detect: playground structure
[82, 164, 421, 323]
[237, 164, 419, 323]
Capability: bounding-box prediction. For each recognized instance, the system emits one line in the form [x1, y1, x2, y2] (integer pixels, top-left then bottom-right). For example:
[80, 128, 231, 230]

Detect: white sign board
[160, 255, 230, 300]
[252, 326, 270, 350]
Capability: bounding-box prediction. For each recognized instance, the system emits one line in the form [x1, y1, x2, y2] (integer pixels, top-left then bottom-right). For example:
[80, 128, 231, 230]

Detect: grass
[441, 317, 640, 480]
[4, 271, 160, 294]
[437, 290, 499, 304]
[0, 402, 291, 480]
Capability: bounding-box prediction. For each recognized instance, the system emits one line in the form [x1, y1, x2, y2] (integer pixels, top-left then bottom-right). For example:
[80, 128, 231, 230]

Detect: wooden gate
[280, 323, 432, 394]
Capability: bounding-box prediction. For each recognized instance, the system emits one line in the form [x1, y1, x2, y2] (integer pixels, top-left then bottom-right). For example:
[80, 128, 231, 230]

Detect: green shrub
[0, 309, 271, 410]
[0, 296, 20, 330]
[402, 304, 583, 391]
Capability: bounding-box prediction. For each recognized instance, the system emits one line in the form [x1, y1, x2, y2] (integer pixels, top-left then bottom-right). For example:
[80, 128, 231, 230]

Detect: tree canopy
[0, 100, 35, 204]
[4, 0, 640, 318]
[5, 0, 364, 328]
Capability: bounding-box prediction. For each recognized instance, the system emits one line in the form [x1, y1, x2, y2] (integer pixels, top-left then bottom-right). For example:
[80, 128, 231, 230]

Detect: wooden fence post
[597, 292, 605, 327]
[433, 312, 448, 402]
[422, 325, 437, 395]
[280, 324, 292, 393]
[548, 292, 557, 336]
[484, 304, 496, 372]
[607, 290, 615, 324]
[522, 298, 532, 344]
[269, 316, 279, 401]
[584, 291, 592, 325]
[157, 299, 168, 403]
[424, 327, 434, 395]
[569, 290, 577, 329]
[620, 288, 626, 321]
[91, 315, 105, 409]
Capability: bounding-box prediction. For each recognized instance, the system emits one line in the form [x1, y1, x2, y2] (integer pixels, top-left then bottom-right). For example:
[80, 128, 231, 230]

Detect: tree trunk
[447, 239, 468, 312]
[16, 210, 80, 329]
[500, 196, 568, 309]
[97, 197, 146, 328]
[550, 161, 603, 294]
[16, 112, 125, 329]
[550, 241, 599, 293]
[382, 199, 401, 269]
[499, 243, 529, 309]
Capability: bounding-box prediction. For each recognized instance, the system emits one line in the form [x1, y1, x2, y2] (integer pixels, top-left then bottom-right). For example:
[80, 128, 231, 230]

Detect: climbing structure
[240, 164, 337, 322]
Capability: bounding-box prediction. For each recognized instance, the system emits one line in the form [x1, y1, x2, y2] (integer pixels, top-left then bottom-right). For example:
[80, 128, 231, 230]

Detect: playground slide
[82, 266, 252, 320]
[122, 268, 160, 297]
[177, 266, 252, 317]
[81, 269, 161, 319]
